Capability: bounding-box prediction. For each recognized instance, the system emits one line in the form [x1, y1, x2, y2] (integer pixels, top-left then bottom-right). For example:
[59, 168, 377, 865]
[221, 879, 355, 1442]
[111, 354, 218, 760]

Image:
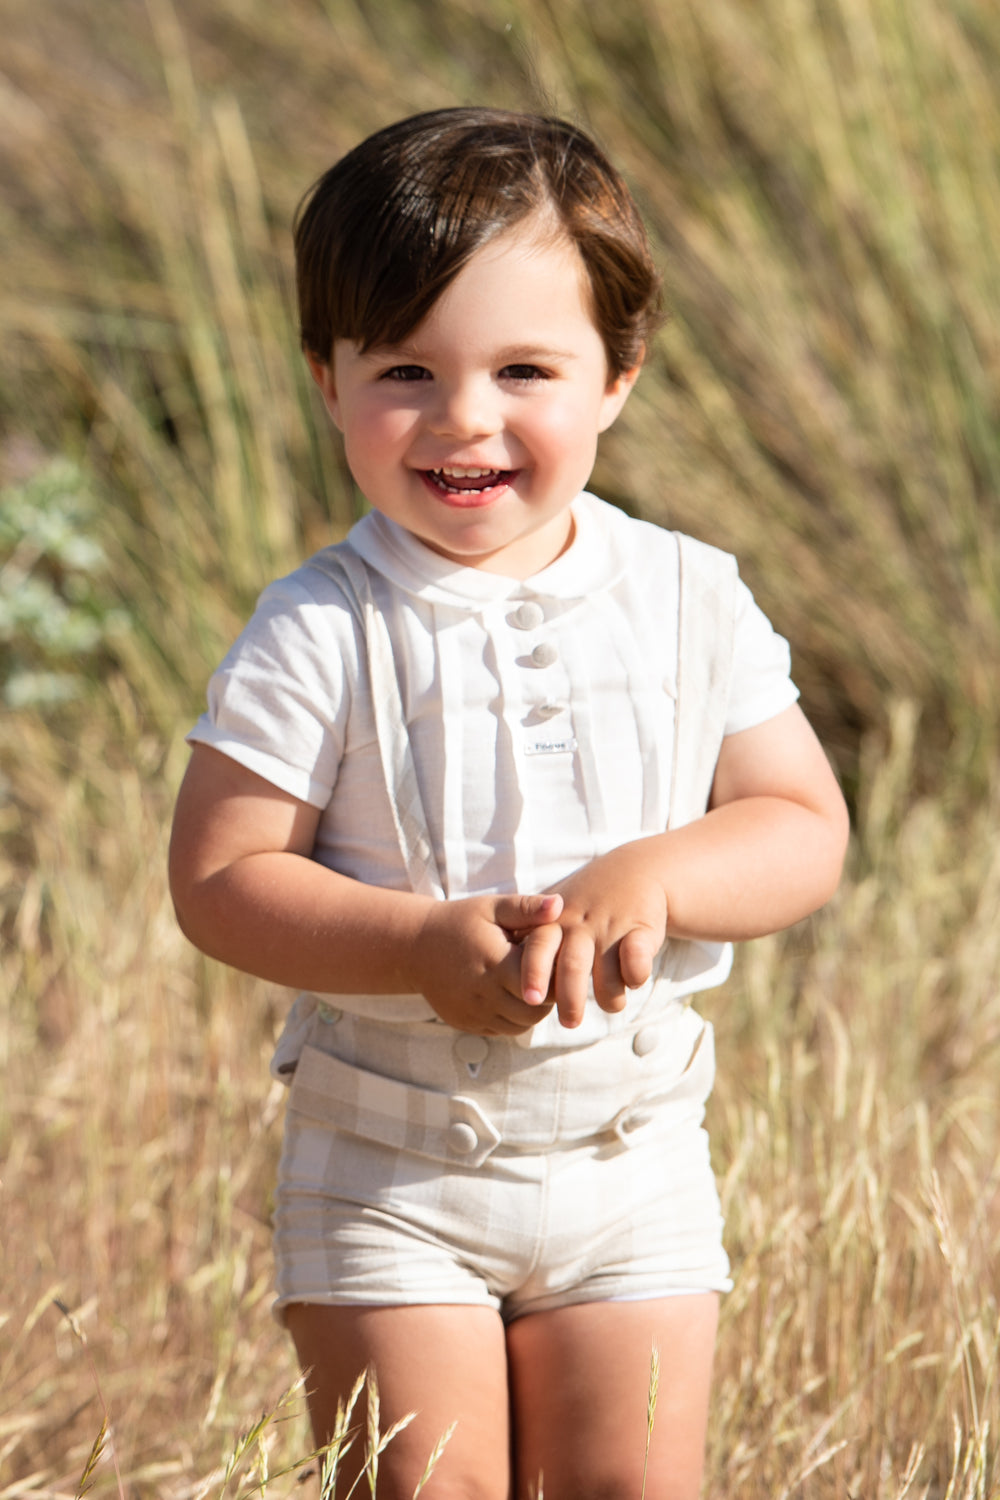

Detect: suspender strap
[668, 532, 738, 830]
[322, 550, 446, 900]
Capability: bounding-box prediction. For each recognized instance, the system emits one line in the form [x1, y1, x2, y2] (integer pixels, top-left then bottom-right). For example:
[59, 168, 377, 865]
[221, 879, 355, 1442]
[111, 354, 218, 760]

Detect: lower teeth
[435, 473, 498, 492]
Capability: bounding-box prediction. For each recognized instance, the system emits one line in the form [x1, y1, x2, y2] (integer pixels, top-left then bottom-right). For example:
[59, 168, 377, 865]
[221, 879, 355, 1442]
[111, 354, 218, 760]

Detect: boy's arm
[168, 743, 562, 1035]
[522, 704, 849, 1028]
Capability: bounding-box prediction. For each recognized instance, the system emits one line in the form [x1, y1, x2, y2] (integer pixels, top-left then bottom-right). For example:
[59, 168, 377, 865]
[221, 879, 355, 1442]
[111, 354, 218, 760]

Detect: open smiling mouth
[424, 467, 514, 497]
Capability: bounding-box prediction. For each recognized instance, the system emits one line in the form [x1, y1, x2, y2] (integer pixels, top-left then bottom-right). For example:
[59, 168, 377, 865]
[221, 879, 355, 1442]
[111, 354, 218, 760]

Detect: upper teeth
[436, 467, 495, 478]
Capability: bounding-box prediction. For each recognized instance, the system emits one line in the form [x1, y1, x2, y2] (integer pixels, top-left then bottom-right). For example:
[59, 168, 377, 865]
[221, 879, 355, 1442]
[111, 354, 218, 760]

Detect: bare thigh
[285, 1301, 511, 1500]
[506, 1294, 719, 1500]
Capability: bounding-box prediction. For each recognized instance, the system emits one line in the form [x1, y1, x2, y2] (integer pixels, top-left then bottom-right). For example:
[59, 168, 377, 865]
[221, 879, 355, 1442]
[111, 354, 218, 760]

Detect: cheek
[343, 404, 417, 467]
[526, 398, 602, 463]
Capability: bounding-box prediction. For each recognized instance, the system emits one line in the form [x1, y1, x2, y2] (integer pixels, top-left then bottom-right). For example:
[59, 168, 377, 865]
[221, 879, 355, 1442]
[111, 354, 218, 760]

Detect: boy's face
[308, 222, 639, 578]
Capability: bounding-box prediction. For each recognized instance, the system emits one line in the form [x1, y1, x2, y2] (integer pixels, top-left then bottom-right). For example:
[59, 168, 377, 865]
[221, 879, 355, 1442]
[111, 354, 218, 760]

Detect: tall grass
[710, 703, 1000, 1496]
[2, 0, 998, 1493]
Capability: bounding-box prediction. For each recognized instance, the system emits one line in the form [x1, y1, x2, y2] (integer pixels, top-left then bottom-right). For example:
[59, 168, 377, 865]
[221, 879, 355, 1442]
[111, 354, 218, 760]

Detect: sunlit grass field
[1, 0, 998, 1494]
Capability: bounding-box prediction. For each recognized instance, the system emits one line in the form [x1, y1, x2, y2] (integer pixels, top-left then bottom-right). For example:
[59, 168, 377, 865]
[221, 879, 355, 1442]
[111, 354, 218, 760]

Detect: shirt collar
[344, 492, 628, 608]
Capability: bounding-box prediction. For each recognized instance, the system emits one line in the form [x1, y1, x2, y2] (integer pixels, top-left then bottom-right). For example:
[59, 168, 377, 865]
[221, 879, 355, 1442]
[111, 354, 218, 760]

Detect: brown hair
[294, 108, 662, 380]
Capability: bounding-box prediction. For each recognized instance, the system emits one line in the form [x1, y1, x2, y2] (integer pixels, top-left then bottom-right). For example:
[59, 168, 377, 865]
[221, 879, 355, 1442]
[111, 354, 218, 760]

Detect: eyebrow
[494, 345, 579, 364]
[362, 342, 580, 365]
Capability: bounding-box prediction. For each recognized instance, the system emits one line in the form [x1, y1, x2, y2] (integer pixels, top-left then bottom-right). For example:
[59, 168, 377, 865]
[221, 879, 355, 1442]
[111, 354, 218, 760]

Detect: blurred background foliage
[2, 0, 997, 798]
[1, 1, 998, 1494]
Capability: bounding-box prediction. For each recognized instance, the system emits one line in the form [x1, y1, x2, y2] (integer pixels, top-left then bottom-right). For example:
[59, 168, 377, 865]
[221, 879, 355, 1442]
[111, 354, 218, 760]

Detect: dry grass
[3, 701, 997, 1496]
[710, 704, 1000, 1497]
[1, 0, 998, 1494]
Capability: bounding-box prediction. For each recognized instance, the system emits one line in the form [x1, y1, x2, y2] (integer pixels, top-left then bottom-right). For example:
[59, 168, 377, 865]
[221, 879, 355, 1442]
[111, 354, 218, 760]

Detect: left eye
[501, 364, 548, 383]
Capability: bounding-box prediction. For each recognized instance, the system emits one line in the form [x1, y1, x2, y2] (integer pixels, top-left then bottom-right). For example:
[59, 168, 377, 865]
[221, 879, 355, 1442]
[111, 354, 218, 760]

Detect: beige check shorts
[272, 1004, 731, 1324]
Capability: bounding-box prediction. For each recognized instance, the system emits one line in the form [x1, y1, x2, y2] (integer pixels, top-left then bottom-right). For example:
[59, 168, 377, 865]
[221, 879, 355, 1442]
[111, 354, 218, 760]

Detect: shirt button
[510, 601, 545, 630]
[317, 1003, 342, 1025]
[447, 1121, 479, 1155]
[454, 1035, 490, 1066]
[632, 1027, 659, 1057]
[530, 642, 558, 668]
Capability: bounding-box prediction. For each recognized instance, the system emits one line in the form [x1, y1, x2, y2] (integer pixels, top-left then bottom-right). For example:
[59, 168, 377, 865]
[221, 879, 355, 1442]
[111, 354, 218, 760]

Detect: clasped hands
[410, 844, 669, 1036]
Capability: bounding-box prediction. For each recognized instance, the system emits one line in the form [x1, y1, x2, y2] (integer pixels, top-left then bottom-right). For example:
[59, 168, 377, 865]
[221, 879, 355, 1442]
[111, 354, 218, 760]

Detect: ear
[597, 361, 641, 433]
[305, 351, 344, 431]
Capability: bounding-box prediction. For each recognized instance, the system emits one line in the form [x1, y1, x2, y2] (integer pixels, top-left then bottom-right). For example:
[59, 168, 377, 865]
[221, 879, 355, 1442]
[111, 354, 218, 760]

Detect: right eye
[380, 365, 431, 382]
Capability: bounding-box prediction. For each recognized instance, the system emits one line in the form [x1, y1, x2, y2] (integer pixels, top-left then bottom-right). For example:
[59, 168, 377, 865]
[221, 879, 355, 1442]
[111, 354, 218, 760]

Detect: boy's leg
[285, 1301, 511, 1500]
[506, 1293, 719, 1500]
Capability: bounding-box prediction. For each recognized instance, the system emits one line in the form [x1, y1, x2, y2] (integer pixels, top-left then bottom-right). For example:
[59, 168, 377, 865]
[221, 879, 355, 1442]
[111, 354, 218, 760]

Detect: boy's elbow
[169, 873, 230, 963]
[169, 881, 199, 946]
[816, 791, 851, 906]
[168, 866, 203, 951]
[167, 834, 214, 956]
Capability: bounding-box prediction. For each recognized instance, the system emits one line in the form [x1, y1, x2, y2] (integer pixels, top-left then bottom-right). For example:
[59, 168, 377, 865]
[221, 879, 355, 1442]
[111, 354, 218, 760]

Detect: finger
[491, 992, 554, 1033]
[553, 928, 596, 1029]
[494, 943, 525, 999]
[490, 950, 557, 1020]
[592, 945, 629, 1014]
[494, 892, 563, 937]
[519, 922, 563, 1006]
[494, 944, 557, 1007]
[619, 926, 659, 991]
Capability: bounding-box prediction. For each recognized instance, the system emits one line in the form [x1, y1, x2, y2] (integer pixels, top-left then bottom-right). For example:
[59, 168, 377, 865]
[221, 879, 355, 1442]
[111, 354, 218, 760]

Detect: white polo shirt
[190, 491, 798, 1047]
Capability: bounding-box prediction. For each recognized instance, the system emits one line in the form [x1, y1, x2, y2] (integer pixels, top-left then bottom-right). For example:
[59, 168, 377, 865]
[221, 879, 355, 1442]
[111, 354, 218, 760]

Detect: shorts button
[447, 1121, 479, 1155]
[454, 1035, 490, 1065]
[530, 642, 558, 668]
[510, 601, 545, 630]
[317, 1003, 342, 1024]
[632, 1027, 658, 1057]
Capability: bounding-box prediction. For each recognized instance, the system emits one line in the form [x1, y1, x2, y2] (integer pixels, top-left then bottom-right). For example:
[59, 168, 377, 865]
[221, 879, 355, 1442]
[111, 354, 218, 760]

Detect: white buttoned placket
[487, 594, 553, 897]
[508, 598, 574, 753]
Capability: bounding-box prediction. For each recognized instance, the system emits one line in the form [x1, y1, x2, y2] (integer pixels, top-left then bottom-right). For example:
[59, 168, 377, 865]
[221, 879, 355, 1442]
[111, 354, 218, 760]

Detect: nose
[426, 376, 501, 440]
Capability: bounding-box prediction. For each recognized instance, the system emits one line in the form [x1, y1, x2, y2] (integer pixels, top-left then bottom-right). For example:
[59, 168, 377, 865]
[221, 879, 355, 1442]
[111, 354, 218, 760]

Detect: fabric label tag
[523, 736, 578, 757]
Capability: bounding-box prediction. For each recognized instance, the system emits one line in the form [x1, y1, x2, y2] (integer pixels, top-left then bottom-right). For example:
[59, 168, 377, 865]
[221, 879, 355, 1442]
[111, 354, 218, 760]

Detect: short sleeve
[724, 578, 800, 736]
[186, 568, 362, 808]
